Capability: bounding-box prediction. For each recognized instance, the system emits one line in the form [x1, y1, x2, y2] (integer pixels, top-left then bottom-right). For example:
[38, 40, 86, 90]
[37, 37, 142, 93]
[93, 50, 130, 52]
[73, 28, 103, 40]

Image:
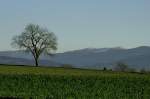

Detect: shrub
[113, 62, 129, 72]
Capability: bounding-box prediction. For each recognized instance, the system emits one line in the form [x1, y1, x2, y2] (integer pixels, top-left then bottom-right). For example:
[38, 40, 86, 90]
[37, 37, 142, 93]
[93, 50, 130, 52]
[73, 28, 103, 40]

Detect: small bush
[113, 62, 129, 72]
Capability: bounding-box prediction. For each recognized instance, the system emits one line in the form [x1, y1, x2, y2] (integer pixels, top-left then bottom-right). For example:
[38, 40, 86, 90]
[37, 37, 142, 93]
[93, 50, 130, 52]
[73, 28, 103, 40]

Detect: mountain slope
[0, 55, 61, 66]
[51, 46, 150, 69]
[0, 46, 150, 69]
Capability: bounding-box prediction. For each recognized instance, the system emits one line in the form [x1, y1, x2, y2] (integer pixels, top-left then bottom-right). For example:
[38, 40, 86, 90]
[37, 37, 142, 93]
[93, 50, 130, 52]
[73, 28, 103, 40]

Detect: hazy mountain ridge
[0, 53, 61, 66]
[0, 46, 150, 69]
[52, 46, 150, 69]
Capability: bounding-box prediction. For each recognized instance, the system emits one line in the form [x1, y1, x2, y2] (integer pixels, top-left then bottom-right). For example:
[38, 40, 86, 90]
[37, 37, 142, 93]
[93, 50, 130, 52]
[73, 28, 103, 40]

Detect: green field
[0, 65, 150, 99]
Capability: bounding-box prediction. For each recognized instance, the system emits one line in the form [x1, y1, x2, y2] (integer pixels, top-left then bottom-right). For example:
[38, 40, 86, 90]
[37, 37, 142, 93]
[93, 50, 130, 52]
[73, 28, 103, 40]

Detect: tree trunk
[35, 57, 39, 67]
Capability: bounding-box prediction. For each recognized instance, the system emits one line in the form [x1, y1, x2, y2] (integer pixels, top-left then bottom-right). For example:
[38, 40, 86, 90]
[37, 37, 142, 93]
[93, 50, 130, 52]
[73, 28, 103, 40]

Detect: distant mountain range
[0, 46, 150, 70]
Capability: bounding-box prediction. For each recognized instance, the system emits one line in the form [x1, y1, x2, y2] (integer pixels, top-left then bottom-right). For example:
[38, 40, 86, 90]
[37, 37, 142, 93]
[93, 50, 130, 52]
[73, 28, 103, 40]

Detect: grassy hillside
[0, 65, 150, 99]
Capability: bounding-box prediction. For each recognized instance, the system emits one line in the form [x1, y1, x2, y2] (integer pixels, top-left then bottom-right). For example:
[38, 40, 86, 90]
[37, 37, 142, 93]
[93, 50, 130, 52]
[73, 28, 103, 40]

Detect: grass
[0, 65, 150, 99]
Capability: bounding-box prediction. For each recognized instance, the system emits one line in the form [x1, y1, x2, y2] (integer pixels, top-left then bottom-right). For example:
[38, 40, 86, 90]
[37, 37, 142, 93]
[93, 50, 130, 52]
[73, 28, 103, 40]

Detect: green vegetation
[0, 65, 150, 99]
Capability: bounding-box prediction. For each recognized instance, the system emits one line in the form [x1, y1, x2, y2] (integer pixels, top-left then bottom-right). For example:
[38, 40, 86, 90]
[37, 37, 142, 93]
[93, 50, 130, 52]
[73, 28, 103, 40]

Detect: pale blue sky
[0, 0, 150, 52]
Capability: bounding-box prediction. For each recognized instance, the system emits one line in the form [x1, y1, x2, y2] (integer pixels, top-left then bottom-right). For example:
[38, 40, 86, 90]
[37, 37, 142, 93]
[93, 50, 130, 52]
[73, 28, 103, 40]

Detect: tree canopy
[12, 24, 57, 66]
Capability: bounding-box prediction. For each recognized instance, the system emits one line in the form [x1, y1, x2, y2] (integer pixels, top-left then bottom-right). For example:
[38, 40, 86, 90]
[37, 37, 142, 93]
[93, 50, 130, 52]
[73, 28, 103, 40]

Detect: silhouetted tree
[12, 24, 57, 66]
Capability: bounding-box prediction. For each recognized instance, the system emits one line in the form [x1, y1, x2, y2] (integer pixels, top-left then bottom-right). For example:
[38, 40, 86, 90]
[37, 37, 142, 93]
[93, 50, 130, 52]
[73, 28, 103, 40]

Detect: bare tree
[114, 62, 129, 72]
[140, 68, 147, 74]
[12, 24, 57, 66]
